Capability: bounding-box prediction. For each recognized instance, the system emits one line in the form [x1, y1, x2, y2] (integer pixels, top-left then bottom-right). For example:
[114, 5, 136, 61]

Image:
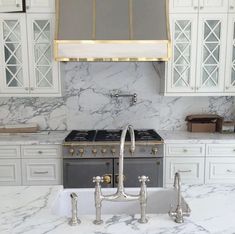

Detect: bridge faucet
[168, 172, 191, 223]
[93, 124, 149, 225]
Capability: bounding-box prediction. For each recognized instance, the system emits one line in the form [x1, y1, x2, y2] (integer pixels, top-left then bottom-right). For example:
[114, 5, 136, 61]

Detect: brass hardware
[230, 5, 235, 9]
[25, 87, 29, 91]
[183, 149, 188, 153]
[111, 148, 116, 156]
[30, 87, 34, 91]
[194, 6, 198, 10]
[101, 148, 107, 154]
[78, 148, 84, 156]
[26, 6, 30, 10]
[226, 87, 229, 90]
[92, 148, 97, 156]
[33, 171, 48, 174]
[102, 174, 112, 184]
[115, 174, 126, 184]
[69, 148, 75, 155]
[16, 3, 20, 7]
[152, 147, 158, 155]
[200, 6, 204, 9]
[178, 170, 192, 173]
[38, 151, 43, 154]
[233, 149, 235, 152]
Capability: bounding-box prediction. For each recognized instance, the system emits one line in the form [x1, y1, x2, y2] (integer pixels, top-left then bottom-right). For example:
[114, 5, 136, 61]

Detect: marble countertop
[158, 130, 235, 143]
[0, 131, 69, 145]
[1, 184, 235, 234]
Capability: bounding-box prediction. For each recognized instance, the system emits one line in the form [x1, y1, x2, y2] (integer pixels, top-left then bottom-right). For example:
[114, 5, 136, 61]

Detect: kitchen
[0, 0, 235, 233]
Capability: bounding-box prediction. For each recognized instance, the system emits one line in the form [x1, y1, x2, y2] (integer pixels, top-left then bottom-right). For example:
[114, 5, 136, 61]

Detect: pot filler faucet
[93, 124, 149, 225]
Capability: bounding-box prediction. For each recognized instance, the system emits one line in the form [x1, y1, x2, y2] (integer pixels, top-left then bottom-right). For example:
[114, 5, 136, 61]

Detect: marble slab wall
[0, 62, 234, 130]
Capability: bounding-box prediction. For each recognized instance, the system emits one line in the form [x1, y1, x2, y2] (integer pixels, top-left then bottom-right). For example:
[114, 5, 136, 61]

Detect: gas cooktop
[64, 129, 162, 142]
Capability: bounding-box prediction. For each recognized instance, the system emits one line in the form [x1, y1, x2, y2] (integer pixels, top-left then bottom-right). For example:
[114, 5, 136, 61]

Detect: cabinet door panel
[27, 14, 60, 95]
[167, 14, 198, 93]
[0, 14, 29, 94]
[196, 14, 227, 93]
[26, 0, 55, 13]
[225, 14, 235, 92]
[170, 0, 199, 13]
[199, 0, 228, 13]
[0, 0, 23, 13]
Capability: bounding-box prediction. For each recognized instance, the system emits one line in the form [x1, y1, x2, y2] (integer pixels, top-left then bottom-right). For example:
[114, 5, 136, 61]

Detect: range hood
[54, 0, 171, 62]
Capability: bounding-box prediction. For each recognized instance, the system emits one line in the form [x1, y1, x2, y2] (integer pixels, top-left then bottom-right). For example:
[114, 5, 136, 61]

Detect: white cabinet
[196, 14, 227, 93]
[0, 14, 29, 94]
[25, 0, 55, 13]
[166, 14, 198, 93]
[22, 158, 61, 185]
[0, 0, 23, 13]
[207, 144, 235, 157]
[206, 158, 235, 183]
[166, 144, 205, 157]
[0, 13, 61, 97]
[165, 157, 205, 184]
[199, 0, 228, 13]
[170, 0, 199, 13]
[225, 14, 235, 93]
[229, 0, 235, 13]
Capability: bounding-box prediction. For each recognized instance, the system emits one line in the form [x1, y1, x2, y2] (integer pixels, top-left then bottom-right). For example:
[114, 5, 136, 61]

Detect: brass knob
[16, 3, 20, 7]
[78, 148, 84, 156]
[111, 148, 116, 155]
[38, 150, 43, 154]
[183, 149, 188, 153]
[69, 148, 75, 155]
[152, 147, 158, 155]
[92, 148, 97, 155]
[103, 174, 112, 184]
[101, 148, 107, 154]
[230, 5, 234, 9]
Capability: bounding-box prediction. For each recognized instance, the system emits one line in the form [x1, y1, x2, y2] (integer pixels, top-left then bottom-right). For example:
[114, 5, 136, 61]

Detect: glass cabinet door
[0, 14, 29, 94]
[27, 14, 59, 95]
[167, 14, 198, 93]
[225, 14, 235, 93]
[196, 14, 227, 93]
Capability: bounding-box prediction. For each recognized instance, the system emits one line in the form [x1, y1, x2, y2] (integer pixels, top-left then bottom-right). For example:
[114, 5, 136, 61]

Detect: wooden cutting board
[0, 123, 39, 133]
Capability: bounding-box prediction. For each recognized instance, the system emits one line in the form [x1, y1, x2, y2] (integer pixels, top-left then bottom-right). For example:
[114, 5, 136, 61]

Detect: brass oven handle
[102, 174, 112, 184]
[115, 174, 126, 184]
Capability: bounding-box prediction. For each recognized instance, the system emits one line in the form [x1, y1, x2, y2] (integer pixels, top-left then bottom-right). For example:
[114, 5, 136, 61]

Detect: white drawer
[206, 158, 235, 183]
[22, 159, 62, 185]
[207, 144, 235, 157]
[0, 146, 20, 159]
[0, 159, 21, 185]
[166, 144, 205, 157]
[165, 157, 205, 184]
[21, 145, 61, 159]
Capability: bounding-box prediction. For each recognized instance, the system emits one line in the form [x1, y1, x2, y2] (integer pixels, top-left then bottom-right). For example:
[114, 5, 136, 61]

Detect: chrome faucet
[69, 193, 81, 226]
[93, 124, 149, 225]
[168, 172, 191, 223]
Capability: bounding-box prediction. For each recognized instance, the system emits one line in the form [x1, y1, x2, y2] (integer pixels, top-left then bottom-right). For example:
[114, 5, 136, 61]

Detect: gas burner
[95, 130, 131, 142]
[64, 130, 96, 142]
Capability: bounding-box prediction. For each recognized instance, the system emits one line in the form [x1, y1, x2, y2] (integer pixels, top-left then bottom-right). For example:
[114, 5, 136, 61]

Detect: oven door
[63, 159, 113, 188]
[114, 158, 163, 187]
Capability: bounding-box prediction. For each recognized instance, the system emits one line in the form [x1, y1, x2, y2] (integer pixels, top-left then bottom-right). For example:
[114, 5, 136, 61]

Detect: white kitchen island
[1, 184, 235, 234]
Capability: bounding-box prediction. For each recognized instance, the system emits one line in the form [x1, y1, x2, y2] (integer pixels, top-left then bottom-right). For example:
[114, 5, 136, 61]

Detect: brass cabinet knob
[101, 148, 107, 154]
[152, 147, 158, 155]
[38, 150, 43, 154]
[230, 5, 234, 9]
[69, 148, 75, 155]
[183, 149, 188, 153]
[16, 3, 21, 7]
[102, 174, 112, 184]
[92, 148, 97, 156]
[78, 148, 84, 156]
[111, 148, 116, 155]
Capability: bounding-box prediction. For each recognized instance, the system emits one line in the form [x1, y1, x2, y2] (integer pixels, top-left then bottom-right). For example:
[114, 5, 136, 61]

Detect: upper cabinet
[25, 0, 55, 13]
[0, 0, 23, 13]
[229, 0, 235, 13]
[170, 0, 228, 13]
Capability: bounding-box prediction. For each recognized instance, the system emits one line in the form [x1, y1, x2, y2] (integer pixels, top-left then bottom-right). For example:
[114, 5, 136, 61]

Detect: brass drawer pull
[227, 169, 235, 173]
[178, 170, 192, 173]
[33, 171, 49, 175]
[38, 151, 43, 154]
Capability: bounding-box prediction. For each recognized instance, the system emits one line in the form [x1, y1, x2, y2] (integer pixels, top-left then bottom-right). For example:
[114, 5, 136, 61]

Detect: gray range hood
[54, 0, 171, 62]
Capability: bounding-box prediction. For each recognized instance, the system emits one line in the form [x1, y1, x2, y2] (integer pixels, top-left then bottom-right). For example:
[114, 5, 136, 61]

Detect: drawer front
[207, 144, 235, 157]
[165, 157, 205, 184]
[21, 145, 61, 158]
[0, 159, 21, 185]
[22, 159, 62, 185]
[206, 158, 235, 183]
[0, 146, 20, 159]
[166, 144, 205, 157]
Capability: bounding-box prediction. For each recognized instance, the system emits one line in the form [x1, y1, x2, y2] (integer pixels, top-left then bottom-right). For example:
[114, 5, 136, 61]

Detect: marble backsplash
[0, 62, 234, 131]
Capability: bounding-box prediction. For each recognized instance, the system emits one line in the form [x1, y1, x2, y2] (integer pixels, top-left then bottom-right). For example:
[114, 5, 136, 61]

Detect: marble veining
[1, 184, 235, 234]
[0, 63, 233, 131]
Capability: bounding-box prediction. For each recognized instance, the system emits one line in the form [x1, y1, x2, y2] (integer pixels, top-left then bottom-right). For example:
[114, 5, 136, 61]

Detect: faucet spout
[118, 125, 135, 193]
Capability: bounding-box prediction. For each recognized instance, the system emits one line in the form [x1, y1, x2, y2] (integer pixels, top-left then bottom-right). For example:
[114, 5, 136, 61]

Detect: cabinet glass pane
[3, 20, 24, 88]
[231, 22, 235, 87]
[173, 20, 192, 87]
[201, 20, 221, 87]
[32, 20, 53, 88]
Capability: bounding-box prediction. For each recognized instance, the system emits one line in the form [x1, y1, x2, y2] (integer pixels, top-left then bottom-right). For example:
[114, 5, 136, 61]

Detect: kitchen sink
[52, 187, 189, 217]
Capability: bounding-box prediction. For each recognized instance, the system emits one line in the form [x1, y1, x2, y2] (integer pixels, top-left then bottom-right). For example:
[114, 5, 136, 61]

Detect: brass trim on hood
[54, 0, 171, 62]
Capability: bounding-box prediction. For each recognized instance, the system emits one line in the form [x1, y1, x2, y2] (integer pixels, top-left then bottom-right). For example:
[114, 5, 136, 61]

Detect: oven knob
[101, 148, 107, 154]
[102, 174, 112, 184]
[69, 148, 75, 156]
[78, 148, 84, 157]
[111, 148, 116, 156]
[152, 147, 158, 155]
[92, 148, 97, 156]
